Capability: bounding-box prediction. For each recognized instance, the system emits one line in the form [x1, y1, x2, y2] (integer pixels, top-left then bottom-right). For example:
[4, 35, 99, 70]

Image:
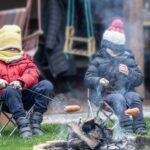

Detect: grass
[0, 124, 68, 150]
[105, 118, 150, 136]
[1, 118, 150, 150]
[145, 118, 150, 136]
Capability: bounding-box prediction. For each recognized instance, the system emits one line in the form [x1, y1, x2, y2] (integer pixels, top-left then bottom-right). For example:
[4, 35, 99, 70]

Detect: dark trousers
[104, 91, 145, 129]
[1, 80, 53, 118]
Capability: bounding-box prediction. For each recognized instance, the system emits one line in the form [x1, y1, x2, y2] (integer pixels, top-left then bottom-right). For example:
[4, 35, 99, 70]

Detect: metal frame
[87, 88, 116, 125]
[0, 102, 34, 137]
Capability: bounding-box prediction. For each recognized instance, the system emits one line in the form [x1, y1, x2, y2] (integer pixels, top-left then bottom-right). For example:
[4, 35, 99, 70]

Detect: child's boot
[30, 112, 44, 136]
[16, 117, 32, 139]
[134, 120, 147, 135]
[120, 119, 133, 133]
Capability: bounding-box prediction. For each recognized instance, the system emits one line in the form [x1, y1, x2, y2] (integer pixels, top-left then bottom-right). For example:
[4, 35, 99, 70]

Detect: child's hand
[0, 79, 8, 89]
[99, 78, 109, 86]
[9, 80, 22, 90]
[119, 64, 129, 75]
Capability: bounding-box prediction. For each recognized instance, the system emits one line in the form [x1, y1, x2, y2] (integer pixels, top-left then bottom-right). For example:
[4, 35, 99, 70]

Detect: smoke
[112, 121, 131, 141]
[54, 124, 68, 140]
[49, 94, 69, 113]
[93, 85, 103, 105]
[91, 0, 123, 27]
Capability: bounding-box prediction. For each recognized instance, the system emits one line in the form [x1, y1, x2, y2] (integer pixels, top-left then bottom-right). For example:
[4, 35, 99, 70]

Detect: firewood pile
[67, 118, 136, 150]
[67, 118, 113, 150]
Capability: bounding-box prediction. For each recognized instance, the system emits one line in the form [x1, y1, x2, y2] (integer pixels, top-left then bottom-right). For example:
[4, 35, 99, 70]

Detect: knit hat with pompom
[101, 19, 126, 52]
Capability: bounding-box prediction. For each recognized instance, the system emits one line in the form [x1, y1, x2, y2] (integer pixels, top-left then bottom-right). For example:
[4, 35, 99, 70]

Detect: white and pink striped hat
[101, 19, 126, 52]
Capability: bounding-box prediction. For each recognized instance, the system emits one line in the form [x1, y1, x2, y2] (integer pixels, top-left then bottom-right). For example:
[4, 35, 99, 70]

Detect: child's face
[106, 48, 120, 57]
[4, 48, 20, 53]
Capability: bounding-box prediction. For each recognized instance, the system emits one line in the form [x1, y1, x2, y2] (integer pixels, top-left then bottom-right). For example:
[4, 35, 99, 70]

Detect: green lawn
[145, 118, 150, 136]
[1, 118, 150, 150]
[0, 124, 68, 150]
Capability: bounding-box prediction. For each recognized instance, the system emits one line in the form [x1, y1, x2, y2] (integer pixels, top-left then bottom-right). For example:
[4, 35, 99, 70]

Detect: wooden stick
[68, 123, 99, 149]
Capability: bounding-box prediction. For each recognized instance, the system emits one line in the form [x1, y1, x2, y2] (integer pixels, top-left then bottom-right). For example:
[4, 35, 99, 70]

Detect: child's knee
[39, 80, 54, 92]
[3, 86, 19, 95]
[126, 92, 142, 101]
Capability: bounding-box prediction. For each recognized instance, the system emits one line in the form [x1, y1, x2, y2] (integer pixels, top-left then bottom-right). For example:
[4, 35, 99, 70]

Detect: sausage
[124, 108, 140, 116]
[64, 105, 81, 112]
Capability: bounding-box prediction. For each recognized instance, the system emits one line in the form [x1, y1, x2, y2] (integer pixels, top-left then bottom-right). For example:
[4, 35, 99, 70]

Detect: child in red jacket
[0, 25, 53, 138]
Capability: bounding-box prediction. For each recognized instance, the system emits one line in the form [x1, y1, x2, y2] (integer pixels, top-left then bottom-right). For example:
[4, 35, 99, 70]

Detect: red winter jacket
[0, 53, 40, 93]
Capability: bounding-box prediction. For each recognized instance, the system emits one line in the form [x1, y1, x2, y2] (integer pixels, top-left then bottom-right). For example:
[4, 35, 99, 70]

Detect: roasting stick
[25, 88, 81, 112]
[25, 88, 57, 102]
[87, 88, 94, 117]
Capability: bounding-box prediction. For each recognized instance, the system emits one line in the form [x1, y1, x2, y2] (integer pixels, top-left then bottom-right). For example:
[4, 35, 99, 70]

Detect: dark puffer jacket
[41, 0, 76, 77]
[84, 48, 143, 96]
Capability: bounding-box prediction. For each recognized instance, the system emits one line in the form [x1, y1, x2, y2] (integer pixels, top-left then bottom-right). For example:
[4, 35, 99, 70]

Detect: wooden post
[124, 0, 144, 97]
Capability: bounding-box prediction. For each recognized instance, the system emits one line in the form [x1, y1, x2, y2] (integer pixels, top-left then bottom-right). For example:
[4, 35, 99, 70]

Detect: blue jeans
[1, 80, 53, 118]
[104, 91, 145, 129]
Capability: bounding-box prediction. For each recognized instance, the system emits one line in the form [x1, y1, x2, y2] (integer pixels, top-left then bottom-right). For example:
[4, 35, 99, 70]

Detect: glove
[9, 80, 22, 90]
[0, 79, 8, 89]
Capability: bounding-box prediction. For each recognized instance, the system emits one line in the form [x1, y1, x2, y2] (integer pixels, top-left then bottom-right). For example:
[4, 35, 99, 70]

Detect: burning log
[68, 122, 100, 149]
[45, 140, 67, 149]
[68, 117, 114, 150]
[33, 140, 68, 150]
[82, 118, 96, 133]
[68, 138, 91, 150]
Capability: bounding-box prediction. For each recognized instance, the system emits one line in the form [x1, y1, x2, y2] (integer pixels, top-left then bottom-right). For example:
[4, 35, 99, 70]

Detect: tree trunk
[124, 0, 144, 97]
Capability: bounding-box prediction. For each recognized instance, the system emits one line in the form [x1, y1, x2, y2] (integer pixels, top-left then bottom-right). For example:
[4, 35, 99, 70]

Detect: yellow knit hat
[0, 25, 22, 51]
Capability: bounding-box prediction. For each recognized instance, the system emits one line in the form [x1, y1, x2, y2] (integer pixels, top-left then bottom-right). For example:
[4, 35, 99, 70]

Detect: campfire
[34, 116, 150, 150]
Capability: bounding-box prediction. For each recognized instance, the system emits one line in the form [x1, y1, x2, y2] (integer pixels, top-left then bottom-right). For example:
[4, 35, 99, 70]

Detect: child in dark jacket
[0, 25, 53, 138]
[84, 19, 147, 135]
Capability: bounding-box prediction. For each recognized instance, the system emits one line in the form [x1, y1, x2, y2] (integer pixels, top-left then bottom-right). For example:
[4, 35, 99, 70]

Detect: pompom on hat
[101, 19, 126, 52]
[0, 25, 22, 51]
